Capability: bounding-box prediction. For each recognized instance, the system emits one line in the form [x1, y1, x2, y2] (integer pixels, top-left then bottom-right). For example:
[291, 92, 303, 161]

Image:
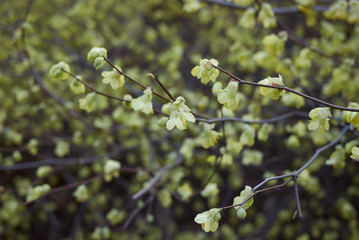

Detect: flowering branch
[213, 65, 359, 112]
[197, 111, 308, 124]
[104, 58, 172, 102]
[132, 154, 184, 201]
[61, 69, 166, 115]
[198, 0, 329, 14]
[221, 124, 350, 217]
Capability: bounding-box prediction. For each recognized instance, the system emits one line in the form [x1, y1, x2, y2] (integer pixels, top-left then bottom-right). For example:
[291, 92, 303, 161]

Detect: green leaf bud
[93, 57, 106, 71]
[79, 92, 96, 112]
[87, 47, 107, 61]
[237, 206, 247, 220]
[122, 94, 133, 109]
[49, 62, 70, 80]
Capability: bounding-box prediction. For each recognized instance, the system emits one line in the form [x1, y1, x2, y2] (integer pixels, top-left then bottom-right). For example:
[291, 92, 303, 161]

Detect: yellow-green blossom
[131, 88, 153, 115]
[166, 96, 195, 130]
[73, 185, 89, 202]
[194, 208, 222, 232]
[200, 183, 219, 198]
[217, 81, 240, 109]
[343, 102, 359, 130]
[191, 58, 219, 84]
[26, 184, 51, 202]
[308, 107, 331, 134]
[325, 145, 346, 169]
[258, 3, 276, 28]
[350, 146, 359, 161]
[104, 159, 121, 182]
[258, 75, 285, 100]
[200, 123, 222, 149]
[233, 186, 254, 211]
[101, 66, 125, 89]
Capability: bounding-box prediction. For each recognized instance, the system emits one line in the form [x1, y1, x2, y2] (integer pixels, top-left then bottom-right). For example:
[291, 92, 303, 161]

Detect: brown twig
[104, 58, 172, 102]
[152, 74, 175, 101]
[198, 0, 329, 14]
[222, 178, 293, 211]
[61, 69, 166, 115]
[293, 176, 303, 218]
[197, 111, 308, 124]
[132, 154, 183, 200]
[213, 65, 359, 112]
[221, 125, 350, 213]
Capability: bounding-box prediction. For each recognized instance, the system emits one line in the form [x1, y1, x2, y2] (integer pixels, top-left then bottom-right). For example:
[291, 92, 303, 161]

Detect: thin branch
[278, 20, 359, 70]
[62, 69, 166, 115]
[23, 173, 103, 206]
[104, 58, 172, 102]
[152, 74, 175, 101]
[0, 147, 133, 170]
[222, 178, 293, 211]
[121, 194, 155, 230]
[132, 154, 184, 201]
[198, 0, 329, 14]
[23, 166, 138, 206]
[293, 176, 303, 218]
[197, 111, 308, 124]
[105, 58, 209, 119]
[214, 65, 359, 112]
[253, 125, 350, 191]
[62, 69, 128, 102]
[22, 50, 95, 132]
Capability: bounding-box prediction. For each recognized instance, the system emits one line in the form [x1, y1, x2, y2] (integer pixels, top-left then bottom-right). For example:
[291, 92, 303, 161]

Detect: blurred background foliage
[1, 0, 359, 239]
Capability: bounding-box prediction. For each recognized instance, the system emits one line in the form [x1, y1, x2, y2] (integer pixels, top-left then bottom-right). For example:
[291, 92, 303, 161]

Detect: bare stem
[221, 125, 349, 213]
[152, 74, 175, 101]
[104, 58, 172, 102]
[198, 0, 329, 14]
[222, 178, 293, 211]
[61, 69, 166, 115]
[197, 111, 308, 124]
[214, 65, 359, 113]
[253, 125, 350, 191]
[293, 177, 303, 218]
